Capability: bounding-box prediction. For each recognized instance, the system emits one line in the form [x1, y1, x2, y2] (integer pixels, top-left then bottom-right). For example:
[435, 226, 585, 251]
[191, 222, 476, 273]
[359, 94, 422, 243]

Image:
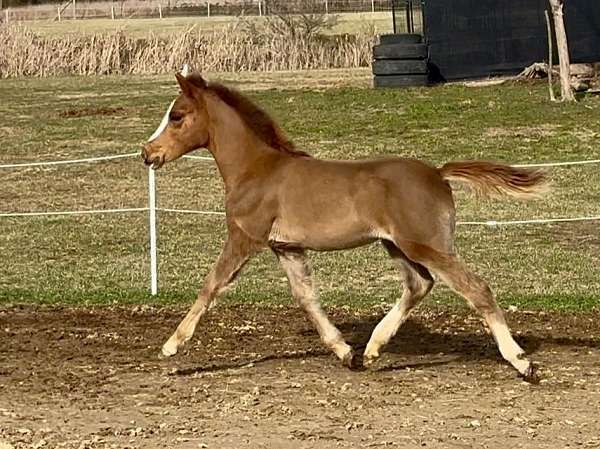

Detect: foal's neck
[205, 94, 280, 191]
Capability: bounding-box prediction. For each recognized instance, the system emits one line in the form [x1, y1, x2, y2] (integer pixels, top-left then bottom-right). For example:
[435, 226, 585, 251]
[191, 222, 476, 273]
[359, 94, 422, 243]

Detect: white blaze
[147, 64, 190, 143]
[147, 99, 175, 143]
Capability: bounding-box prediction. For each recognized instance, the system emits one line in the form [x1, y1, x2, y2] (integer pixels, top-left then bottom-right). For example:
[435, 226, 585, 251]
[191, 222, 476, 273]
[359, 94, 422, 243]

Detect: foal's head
[142, 73, 210, 169]
[142, 72, 307, 169]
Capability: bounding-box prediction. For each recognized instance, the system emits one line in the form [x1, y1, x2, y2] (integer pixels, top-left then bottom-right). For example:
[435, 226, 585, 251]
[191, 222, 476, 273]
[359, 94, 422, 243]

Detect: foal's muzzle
[141, 145, 165, 169]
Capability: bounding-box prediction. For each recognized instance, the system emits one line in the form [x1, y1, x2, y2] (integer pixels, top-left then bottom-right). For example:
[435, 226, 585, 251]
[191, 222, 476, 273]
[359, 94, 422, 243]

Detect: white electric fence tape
[0, 153, 138, 169]
[0, 158, 598, 222]
[0, 208, 149, 218]
[457, 215, 600, 226]
[159, 208, 226, 216]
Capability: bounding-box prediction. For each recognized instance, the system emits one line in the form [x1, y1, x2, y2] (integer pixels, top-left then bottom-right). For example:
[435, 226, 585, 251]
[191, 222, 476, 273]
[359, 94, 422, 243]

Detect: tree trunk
[548, 0, 576, 101]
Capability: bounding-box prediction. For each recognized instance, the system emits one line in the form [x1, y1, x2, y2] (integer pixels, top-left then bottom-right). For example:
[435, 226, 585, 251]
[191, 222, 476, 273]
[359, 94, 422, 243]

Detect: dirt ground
[1, 304, 599, 449]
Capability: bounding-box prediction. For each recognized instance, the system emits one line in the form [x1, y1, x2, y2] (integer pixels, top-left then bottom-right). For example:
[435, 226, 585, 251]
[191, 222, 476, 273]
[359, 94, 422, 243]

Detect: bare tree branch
[548, 0, 576, 101]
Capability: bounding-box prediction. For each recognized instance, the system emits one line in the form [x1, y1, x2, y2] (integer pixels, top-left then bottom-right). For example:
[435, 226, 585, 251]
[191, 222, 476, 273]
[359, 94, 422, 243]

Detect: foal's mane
[191, 75, 310, 158]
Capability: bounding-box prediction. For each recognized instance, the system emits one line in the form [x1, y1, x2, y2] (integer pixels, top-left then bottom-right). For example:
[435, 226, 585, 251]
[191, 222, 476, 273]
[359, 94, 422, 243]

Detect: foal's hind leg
[363, 242, 434, 367]
[400, 242, 536, 381]
[275, 250, 357, 368]
[162, 229, 255, 357]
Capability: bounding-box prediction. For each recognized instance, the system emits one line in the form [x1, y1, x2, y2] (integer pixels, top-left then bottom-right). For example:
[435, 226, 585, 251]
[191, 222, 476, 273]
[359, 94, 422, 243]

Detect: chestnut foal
[142, 73, 547, 381]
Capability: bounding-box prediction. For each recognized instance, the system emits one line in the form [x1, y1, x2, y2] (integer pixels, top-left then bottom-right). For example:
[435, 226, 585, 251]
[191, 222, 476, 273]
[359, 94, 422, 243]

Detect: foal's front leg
[275, 250, 359, 368]
[161, 232, 254, 357]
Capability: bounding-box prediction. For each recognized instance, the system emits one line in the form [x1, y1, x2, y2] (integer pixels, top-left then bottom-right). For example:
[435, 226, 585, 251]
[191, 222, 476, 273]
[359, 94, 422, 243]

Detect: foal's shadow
[170, 349, 330, 376]
[343, 316, 514, 358]
[340, 314, 600, 369]
[171, 315, 599, 376]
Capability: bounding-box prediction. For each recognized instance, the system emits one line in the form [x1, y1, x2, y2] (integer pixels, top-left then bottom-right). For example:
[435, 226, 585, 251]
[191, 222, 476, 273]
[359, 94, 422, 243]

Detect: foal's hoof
[342, 350, 364, 371]
[362, 354, 379, 370]
[160, 341, 178, 359]
[521, 363, 540, 384]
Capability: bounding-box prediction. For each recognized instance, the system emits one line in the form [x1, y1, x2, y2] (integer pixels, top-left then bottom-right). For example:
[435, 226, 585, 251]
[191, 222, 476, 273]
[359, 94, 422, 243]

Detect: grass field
[15, 11, 393, 37]
[0, 69, 598, 310]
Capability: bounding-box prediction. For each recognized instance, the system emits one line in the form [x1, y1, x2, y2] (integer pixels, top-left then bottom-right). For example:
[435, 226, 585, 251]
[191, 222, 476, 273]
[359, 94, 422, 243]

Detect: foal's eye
[169, 112, 184, 124]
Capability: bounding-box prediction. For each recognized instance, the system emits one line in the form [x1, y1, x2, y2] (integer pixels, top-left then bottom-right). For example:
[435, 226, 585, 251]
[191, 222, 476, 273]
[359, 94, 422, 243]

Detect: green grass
[0, 71, 599, 311]
[19, 11, 393, 37]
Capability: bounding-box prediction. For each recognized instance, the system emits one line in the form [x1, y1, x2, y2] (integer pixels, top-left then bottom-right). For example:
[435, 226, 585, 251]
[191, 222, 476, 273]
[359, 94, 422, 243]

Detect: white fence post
[258, 0, 262, 17]
[143, 63, 189, 297]
[325, 0, 328, 15]
[158, 2, 163, 19]
[110, 4, 115, 19]
[148, 168, 158, 296]
[207, 0, 210, 17]
[5, 8, 9, 23]
[72, 0, 76, 19]
[371, 0, 375, 13]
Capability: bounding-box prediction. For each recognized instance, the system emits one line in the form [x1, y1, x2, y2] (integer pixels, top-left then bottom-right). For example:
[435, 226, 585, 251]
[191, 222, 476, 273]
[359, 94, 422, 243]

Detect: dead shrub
[0, 24, 375, 78]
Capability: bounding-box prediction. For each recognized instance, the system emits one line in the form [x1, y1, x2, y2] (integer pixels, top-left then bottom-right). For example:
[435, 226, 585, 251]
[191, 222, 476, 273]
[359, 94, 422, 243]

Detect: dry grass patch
[0, 25, 375, 78]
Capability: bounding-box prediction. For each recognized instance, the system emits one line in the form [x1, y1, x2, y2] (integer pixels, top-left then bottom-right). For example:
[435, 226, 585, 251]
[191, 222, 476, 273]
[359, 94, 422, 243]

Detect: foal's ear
[175, 72, 206, 99]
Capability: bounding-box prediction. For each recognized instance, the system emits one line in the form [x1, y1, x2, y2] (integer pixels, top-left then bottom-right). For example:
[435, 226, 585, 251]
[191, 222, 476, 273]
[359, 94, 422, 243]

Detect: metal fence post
[148, 168, 158, 296]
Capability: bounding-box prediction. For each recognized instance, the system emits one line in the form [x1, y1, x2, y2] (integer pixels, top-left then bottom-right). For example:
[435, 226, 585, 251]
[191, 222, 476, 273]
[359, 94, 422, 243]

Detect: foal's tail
[439, 161, 549, 199]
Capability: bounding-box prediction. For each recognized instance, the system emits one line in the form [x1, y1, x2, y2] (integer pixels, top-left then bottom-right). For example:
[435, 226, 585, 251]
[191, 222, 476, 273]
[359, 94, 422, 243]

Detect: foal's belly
[268, 217, 379, 251]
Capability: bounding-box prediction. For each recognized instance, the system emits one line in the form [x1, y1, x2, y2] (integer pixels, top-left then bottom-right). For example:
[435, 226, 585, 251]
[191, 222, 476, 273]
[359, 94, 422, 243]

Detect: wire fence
[0, 153, 599, 294]
[3, 0, 394, 23]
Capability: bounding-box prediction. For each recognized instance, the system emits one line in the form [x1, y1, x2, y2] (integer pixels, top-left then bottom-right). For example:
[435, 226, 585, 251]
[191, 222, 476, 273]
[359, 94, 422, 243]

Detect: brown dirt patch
[58, 107, 127, 118]
[1, 304, 599, 449]
[484, 124, 560, 139]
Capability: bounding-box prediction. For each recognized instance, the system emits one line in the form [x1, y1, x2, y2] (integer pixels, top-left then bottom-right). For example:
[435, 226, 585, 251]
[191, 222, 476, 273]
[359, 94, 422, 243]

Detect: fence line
[0, 153, 598, 294]
[2, 154, 598, 170]
[512, 159, 600, 168]
[162, 208, 600, 225]
[0, 153, 139, 169]
[2, 206, 596, 225]
[5, 0, 393, 22]
[457, 216, 600, 226]
[0, 207, 148, 218]
[160, 208, 225, 216]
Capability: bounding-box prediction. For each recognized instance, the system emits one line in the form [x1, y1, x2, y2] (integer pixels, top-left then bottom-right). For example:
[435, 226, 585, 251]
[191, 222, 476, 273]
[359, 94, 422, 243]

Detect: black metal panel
[424, 0, 600, 81]
[566, 1, 600, 63]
